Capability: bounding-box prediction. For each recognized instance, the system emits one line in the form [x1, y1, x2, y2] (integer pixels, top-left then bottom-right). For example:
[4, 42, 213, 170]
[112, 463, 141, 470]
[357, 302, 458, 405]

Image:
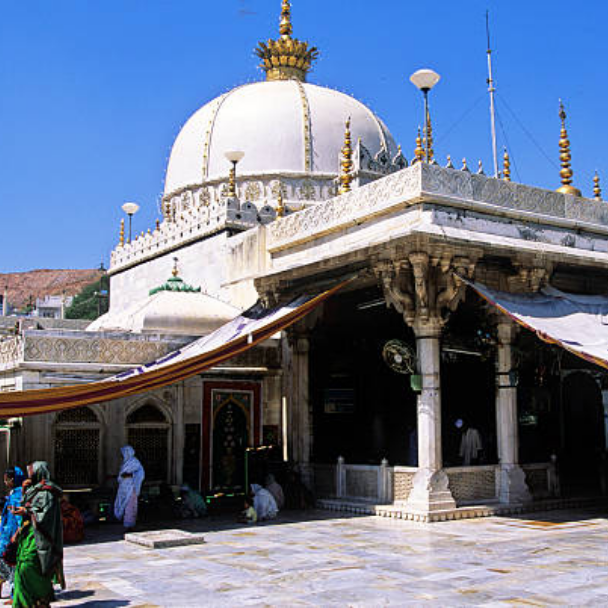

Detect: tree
[64, 279, 108, 320]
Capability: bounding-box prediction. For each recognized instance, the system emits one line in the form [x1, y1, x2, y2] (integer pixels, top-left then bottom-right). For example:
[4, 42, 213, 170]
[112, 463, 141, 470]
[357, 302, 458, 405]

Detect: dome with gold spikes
[162, 1, 404, 216]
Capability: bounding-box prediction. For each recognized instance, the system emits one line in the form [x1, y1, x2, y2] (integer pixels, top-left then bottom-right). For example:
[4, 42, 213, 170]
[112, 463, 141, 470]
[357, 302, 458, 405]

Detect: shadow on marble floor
[72, 509, 368, 548]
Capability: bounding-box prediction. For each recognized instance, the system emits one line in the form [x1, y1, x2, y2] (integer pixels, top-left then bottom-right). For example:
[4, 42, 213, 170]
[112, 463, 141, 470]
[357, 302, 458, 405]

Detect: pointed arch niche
[53, 405, 103, 487]
[126, 400, 173, 483]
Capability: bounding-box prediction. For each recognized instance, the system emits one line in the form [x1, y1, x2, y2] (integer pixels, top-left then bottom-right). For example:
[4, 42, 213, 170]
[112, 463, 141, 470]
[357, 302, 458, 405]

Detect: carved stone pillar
[496, 320, 531, 503]
[406, 318, 456, 512]
[375, 251, 476, 513]
[174, 383, 185, 486]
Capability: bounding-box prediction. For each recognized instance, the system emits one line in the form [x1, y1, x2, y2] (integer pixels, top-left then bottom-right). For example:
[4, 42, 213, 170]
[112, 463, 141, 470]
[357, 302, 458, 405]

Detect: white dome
[88, 290, 240, 336]
[164, 81, 397, 196]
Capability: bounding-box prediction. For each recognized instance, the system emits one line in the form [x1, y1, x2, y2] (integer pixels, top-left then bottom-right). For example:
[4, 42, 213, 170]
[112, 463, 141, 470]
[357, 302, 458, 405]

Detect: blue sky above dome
[0, 0, 606, 272]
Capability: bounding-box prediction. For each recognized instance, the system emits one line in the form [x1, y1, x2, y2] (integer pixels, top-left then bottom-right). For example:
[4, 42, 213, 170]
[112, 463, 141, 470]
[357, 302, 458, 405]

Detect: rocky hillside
[0, 269, 103, 310]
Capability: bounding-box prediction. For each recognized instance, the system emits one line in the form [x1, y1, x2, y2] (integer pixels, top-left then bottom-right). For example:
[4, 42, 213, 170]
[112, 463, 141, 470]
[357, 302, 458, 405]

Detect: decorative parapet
[14, 331, 188, 367]
[267, 163, 608, 253]
[0, 336, 23, 371]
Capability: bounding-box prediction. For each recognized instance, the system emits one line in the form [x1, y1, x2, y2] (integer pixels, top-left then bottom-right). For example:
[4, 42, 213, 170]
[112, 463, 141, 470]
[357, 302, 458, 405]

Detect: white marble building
[1, 0, 607, 521]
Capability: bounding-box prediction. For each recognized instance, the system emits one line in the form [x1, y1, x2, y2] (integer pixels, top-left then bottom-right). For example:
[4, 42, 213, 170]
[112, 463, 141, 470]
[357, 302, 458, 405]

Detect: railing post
[379, 458, 388, 503]
[336, 455, 345, 498]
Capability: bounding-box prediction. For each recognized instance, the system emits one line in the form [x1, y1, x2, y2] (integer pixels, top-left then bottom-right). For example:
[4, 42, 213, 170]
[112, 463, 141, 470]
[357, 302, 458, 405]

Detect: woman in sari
[11, 461, 64, 608]
[114, 446, 145, 530]
[0, 467, 25, 594]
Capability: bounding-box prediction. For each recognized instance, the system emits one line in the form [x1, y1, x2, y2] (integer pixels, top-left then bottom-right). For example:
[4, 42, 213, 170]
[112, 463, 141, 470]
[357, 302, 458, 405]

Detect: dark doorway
[561, 371, 605, 495]
[310, 286, 417, 466]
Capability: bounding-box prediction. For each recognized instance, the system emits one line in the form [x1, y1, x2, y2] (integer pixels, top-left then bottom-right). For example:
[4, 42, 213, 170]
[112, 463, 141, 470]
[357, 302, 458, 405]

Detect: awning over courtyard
[0, 280, 350, 417]
[469, 281, 608, 370]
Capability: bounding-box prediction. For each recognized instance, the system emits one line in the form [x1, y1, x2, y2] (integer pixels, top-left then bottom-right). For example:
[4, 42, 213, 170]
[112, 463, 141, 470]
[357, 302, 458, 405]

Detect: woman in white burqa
[114, 446, 145, 530]
[251, 484, 278, 521]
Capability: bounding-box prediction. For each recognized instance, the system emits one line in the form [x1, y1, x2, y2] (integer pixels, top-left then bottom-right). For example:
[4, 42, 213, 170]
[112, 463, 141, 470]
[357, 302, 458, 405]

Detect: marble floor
[55, 506, 608, 607]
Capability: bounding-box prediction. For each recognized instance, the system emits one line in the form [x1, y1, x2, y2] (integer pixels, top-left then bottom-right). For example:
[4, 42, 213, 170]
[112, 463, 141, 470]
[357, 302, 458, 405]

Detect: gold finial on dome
[502, 148, 511, 181]
[556, 100, 581, 196]
[254, 0, 319, 82]
[119, 218, 125, 246]
[339, 118, 354, 195]
[413, 127, 424, 164]
[172, 257, 179, 278]
[594, 171, 602, 201]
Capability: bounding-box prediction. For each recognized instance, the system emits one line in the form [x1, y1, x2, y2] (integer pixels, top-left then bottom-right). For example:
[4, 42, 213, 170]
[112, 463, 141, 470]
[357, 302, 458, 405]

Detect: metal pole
[128, 214, 133, 243]
[423, 89, 430, 163]
[486, 11, 499, 177]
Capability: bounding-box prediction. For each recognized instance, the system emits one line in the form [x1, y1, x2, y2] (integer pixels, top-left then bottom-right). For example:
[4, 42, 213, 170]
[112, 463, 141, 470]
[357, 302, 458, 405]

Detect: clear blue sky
[1, 0, 606, 273]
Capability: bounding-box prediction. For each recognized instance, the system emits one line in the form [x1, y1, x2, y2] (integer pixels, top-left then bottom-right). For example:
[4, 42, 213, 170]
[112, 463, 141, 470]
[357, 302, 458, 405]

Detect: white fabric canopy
[469, 281, 608, 369]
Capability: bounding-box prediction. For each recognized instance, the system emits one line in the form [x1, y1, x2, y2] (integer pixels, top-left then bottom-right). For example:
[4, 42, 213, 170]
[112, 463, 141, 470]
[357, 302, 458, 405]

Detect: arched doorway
[561, 371, 605, 495]
[127, 403, 171, 483]
[54, 406, 102, 487]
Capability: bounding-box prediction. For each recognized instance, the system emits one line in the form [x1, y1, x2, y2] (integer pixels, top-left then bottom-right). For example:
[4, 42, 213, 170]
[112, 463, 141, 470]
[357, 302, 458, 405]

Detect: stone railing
[0, 336, 23, 371]
[445, 465, 498, 504]
[266, 162, 608, 253]
[313, 458, 393, 504]
[521, 462, 555, 499]
[393, 466, 417, 502]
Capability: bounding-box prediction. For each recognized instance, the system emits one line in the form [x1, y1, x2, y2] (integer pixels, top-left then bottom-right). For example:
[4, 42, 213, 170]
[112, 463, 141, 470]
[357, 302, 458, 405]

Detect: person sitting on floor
[238, 497, 257, 525]
[264, 474, 285, 511]
[251, 484, 278, 521]
[176, 485, 207, 519]
[61, 495, 84, 544]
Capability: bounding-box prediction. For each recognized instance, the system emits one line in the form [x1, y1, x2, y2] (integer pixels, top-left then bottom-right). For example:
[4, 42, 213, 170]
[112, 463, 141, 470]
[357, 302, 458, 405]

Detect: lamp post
[121, 202, 140, 243]
[409, 69, 441, 163]
[224, 150, 245, 198]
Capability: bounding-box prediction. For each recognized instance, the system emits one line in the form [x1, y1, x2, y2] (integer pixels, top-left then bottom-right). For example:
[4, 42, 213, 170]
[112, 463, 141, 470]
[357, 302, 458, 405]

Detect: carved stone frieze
[22, 335, 176, 365]
[0, 336, 22, 370]
[508, 263, 553, 293]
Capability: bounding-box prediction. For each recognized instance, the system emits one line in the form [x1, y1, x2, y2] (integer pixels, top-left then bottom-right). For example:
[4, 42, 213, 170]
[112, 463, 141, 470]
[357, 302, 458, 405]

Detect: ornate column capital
[375, 252, 476, 329]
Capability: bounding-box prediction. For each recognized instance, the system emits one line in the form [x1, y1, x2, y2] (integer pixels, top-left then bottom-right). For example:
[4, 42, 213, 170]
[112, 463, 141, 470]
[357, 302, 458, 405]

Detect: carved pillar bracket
[495, 318, 532, 504]
[375, 252, 477, 328]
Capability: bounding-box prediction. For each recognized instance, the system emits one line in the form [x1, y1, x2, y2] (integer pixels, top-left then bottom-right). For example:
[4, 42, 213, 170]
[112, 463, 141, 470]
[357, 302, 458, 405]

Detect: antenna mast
[486, 11, 499, 177]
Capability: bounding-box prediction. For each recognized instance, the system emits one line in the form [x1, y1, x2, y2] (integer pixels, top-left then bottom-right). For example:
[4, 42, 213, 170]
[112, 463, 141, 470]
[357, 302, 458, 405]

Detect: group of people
[240, 474, 285, 524]
[0, 462, 64, 607]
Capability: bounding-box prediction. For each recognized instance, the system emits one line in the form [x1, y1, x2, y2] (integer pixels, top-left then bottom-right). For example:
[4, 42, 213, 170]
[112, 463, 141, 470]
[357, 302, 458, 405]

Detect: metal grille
[56, 406, 98, 423]
[54, 428, 99, 486]
[128, 427, 168, 482]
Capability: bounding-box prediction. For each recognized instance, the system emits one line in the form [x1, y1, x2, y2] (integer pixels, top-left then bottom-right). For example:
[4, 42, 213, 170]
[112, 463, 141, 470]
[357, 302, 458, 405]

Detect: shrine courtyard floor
[55, 506, 608, 607]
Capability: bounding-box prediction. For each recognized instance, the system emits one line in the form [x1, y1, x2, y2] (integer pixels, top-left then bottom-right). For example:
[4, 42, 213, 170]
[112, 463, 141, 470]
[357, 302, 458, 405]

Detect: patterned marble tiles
[55, 507, 608, 607]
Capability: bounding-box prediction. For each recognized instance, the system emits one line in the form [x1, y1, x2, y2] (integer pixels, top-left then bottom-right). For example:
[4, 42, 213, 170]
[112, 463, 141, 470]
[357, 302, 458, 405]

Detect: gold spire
[254, 0, 319, 82]
[172, 257, 179, 278]
[276, 186, 286, 217]
[556, 100, 581, 196]
[119, 218, 125, 246]
[155, 219, 160, 230]
[279, 0, 292, 37]
[594, 171, 602, 201]
[502, 148, 511, 181]
[339, 118, 354, 195]
[413, 127, 424, 164]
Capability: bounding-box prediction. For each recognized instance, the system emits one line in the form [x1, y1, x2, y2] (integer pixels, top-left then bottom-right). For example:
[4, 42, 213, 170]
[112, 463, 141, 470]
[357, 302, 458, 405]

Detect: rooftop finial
[413, 127, 424, 164]
[119, 218, 125, 247]
[276, 182, 286, 217]
[339, 117, 354, 194]
[594, 171, 602, 201]
[279, 0, 293, 38]
[556, 100, 581, 196]
[502, 148, 511, 181]
[255, 1, 319, 82]
[172, 257, 179, 278]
